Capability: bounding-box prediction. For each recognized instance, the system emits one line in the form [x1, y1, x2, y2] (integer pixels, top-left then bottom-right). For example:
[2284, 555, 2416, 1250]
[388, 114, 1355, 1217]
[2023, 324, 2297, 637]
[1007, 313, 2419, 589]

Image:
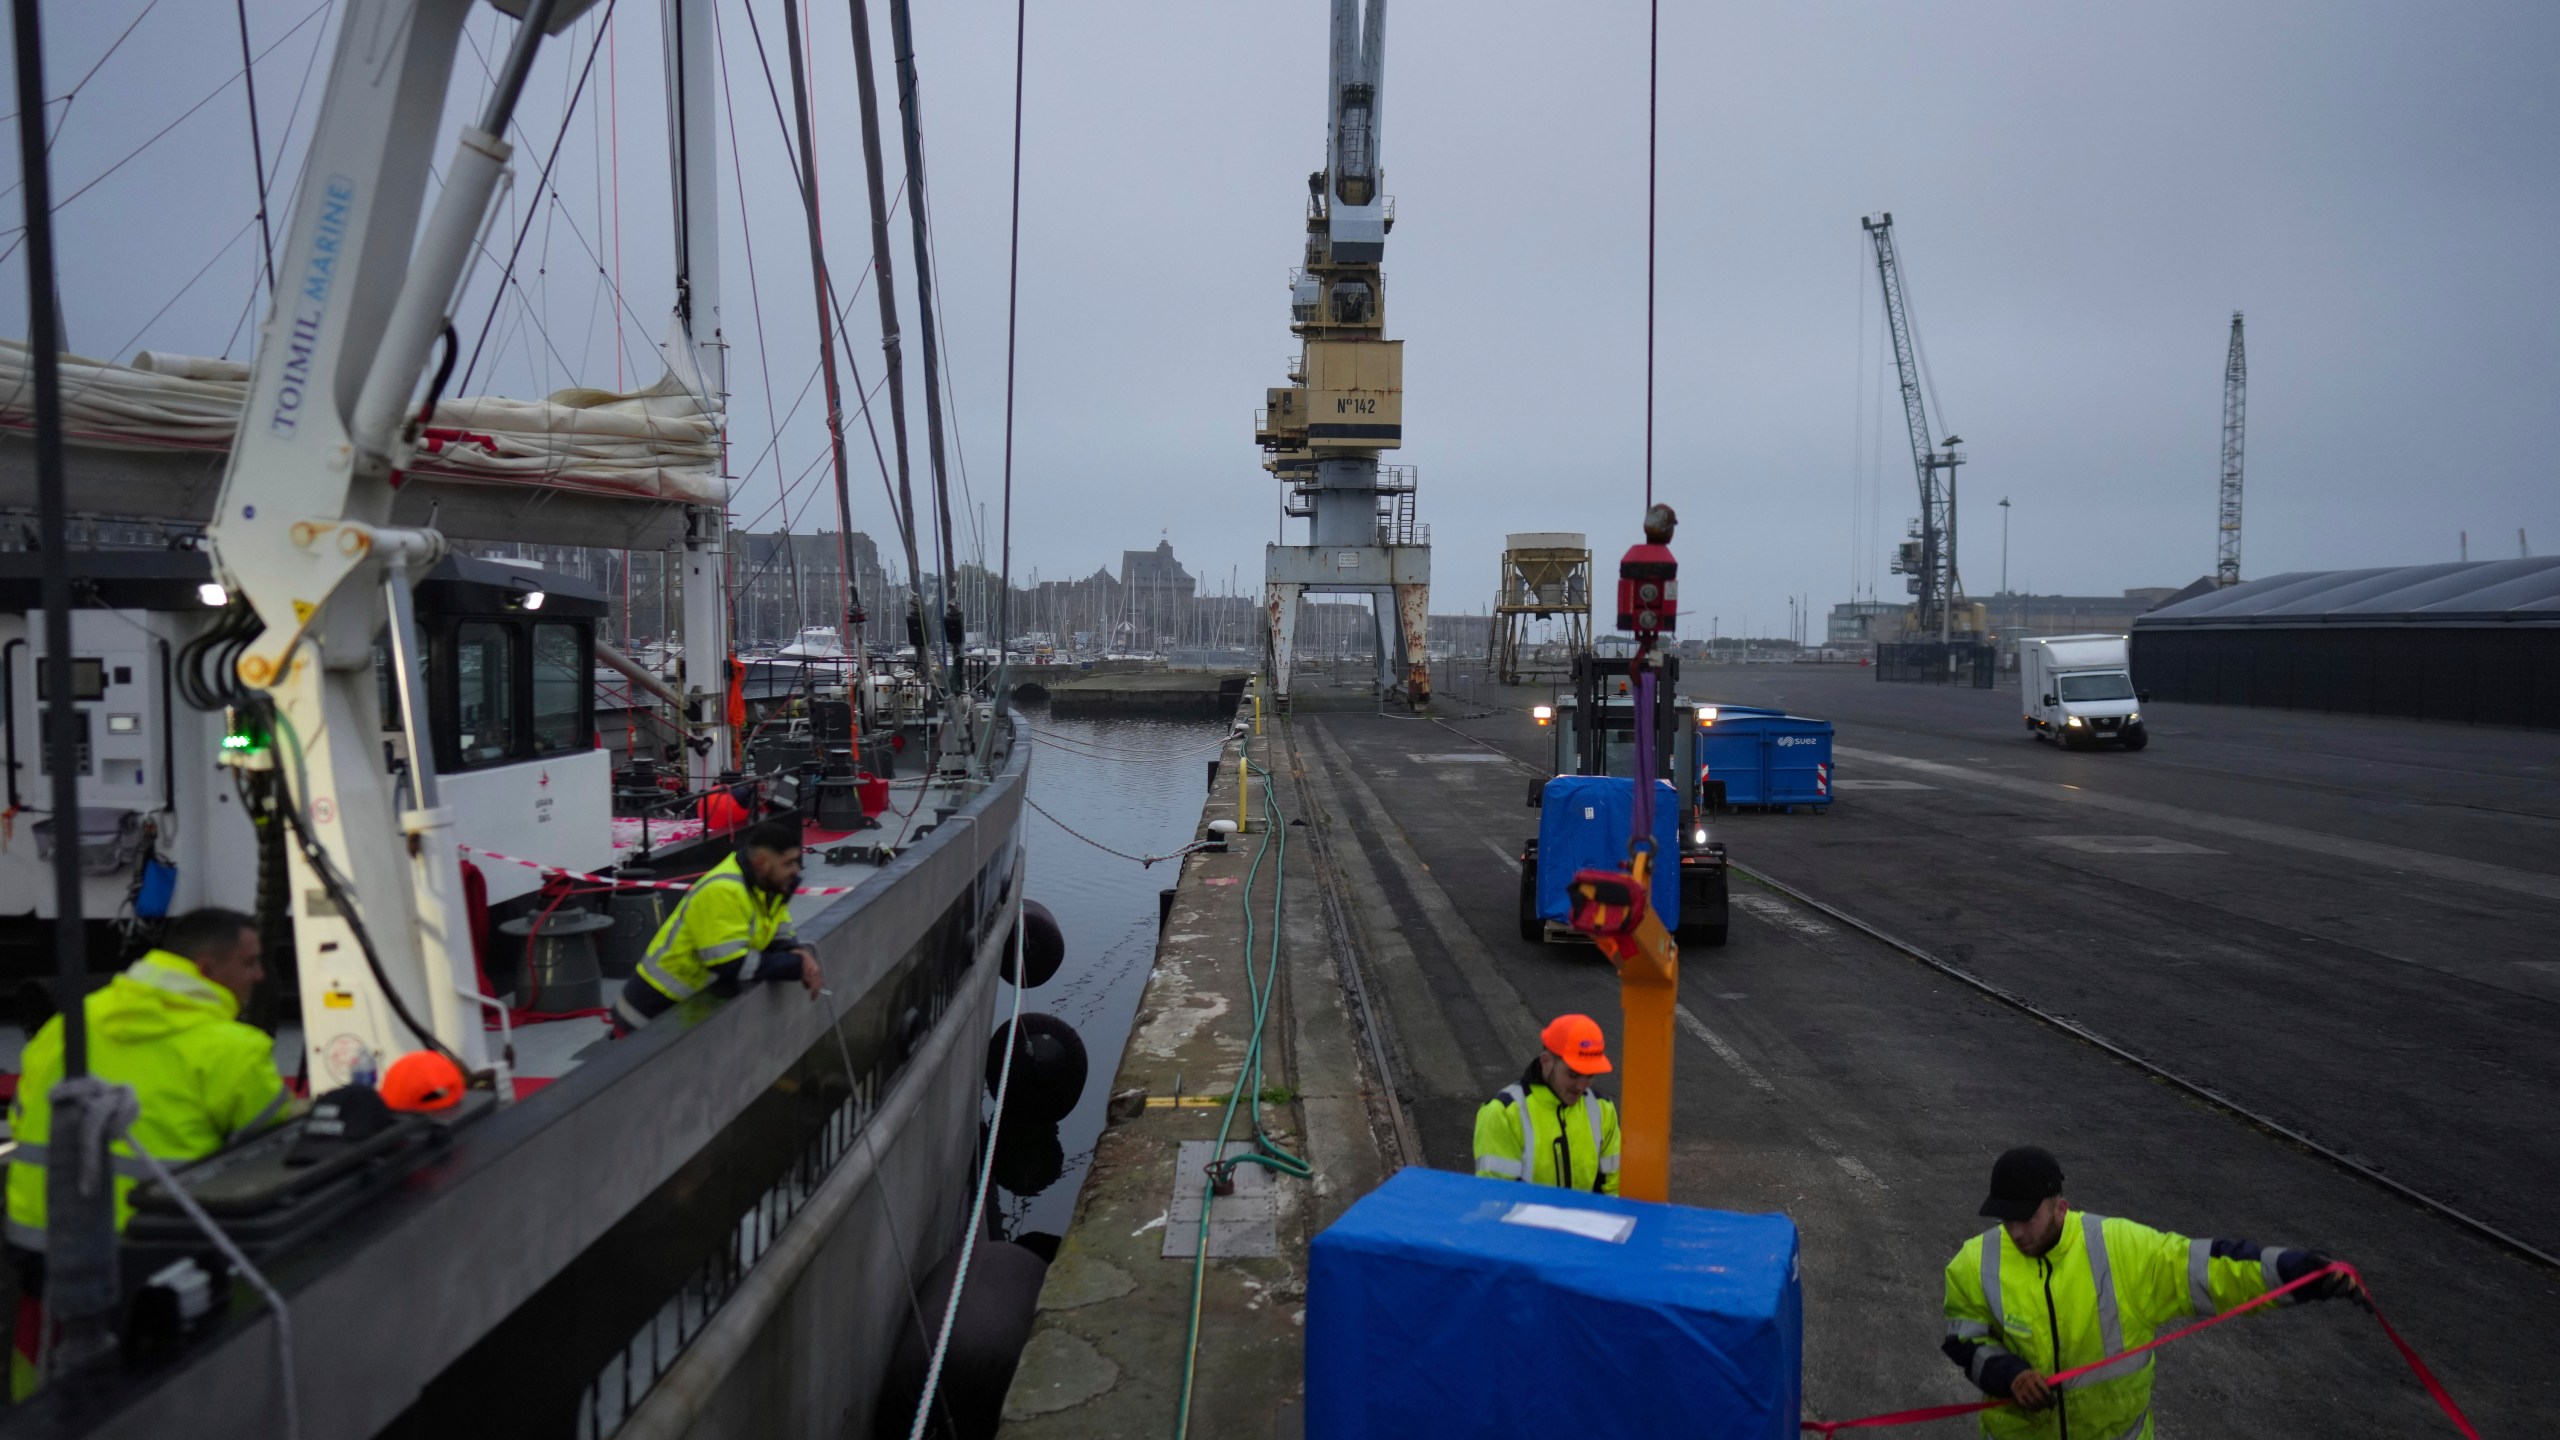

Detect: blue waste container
[1694, 710, 1833, 811]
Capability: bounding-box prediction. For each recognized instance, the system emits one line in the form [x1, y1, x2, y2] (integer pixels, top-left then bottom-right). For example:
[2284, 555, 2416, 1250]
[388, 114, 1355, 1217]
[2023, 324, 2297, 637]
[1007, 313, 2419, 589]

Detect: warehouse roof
[2134, 557, 2560, 628]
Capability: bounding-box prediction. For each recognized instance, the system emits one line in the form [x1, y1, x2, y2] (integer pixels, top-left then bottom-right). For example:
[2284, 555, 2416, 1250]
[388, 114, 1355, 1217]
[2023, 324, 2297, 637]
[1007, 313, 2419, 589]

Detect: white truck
[2020, 634, 2149, 750]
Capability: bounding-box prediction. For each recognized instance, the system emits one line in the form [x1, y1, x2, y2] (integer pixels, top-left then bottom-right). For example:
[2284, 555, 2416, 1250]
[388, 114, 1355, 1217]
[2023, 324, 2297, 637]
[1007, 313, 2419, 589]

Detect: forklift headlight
[1532, 704, 1553, 726]
[196, 582, 228, 607]
[1692, 827, 1707, 846]
[2066, 715, 2085, 728]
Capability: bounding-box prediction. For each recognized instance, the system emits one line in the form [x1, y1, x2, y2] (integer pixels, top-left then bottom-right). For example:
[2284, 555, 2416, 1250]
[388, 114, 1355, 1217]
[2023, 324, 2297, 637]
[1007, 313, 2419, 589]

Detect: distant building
[1119, 539, 1197, 646]
[1827, 600, 1906, 645]
[1984, 585, 2201, 640]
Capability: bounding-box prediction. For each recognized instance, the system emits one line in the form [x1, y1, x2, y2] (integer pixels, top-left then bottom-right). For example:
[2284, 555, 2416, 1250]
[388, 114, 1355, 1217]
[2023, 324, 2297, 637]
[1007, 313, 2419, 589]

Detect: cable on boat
[898, 885, 1031, 1440]
[1173, 751, 1311, 1439]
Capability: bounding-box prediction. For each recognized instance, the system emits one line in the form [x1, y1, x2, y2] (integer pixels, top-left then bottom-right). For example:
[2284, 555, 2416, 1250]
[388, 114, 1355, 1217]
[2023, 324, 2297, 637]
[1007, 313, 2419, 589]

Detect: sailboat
[0, 1, 1032, 1435]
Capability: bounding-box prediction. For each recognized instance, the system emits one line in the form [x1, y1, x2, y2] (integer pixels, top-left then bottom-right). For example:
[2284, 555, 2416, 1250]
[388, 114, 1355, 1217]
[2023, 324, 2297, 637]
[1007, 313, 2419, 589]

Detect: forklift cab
[1520, 655, 1729, 947]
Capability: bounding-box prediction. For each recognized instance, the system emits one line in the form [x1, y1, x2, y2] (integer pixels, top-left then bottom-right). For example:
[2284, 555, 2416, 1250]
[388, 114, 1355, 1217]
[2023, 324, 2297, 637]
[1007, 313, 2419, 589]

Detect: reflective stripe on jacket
[1470, 1064, 1621, 1195]
[1942, 1212, 2303, 1440]
[624, 853, 798, 1018]
[5, 951, 288, 1242]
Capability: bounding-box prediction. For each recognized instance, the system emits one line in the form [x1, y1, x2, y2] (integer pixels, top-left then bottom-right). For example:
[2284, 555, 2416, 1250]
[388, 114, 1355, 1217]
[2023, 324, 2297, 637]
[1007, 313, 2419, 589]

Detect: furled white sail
[0, 339, 722, 505]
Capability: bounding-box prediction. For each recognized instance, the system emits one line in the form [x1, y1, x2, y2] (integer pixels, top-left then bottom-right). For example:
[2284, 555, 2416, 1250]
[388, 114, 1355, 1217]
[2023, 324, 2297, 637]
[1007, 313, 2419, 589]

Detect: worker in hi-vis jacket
[1942, 1146, 2366, 1440]
[613, 821, 823, 1035]
[1471, 1014, 1624, 1194]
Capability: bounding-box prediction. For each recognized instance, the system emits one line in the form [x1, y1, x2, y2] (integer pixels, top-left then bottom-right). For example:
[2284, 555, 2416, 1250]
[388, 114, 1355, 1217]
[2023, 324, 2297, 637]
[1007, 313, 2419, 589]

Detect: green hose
[1172, 752, 1310, 1438]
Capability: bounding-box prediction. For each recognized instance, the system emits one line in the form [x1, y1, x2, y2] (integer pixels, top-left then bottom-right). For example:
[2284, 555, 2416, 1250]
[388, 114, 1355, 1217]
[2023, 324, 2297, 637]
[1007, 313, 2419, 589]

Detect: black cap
[1979, 1146, 2065, 1222]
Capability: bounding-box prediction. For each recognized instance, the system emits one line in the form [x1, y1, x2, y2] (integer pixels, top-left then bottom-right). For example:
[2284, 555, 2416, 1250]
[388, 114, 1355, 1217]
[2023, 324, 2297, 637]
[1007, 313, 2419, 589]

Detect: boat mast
[844, 0, 939, 705]
[664, 0, 731, 787]
[886, 0, 962, 685]
[775, 0, 864, 665]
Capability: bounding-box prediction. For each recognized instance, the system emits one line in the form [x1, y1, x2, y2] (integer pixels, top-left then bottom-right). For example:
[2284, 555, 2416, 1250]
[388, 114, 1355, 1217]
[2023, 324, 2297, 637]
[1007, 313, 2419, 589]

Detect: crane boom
[2216, 312, 2246, 587]
[1860, 212, 1968, 641]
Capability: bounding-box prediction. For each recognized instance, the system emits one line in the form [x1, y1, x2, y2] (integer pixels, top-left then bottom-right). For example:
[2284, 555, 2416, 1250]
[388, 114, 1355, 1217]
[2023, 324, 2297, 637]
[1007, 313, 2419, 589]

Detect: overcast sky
[7, 1, 2555, 636]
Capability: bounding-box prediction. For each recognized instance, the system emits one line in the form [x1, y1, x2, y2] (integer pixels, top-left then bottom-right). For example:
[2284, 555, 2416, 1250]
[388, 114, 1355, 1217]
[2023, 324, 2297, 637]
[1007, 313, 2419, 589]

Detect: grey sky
[7, 1, 2556, 635]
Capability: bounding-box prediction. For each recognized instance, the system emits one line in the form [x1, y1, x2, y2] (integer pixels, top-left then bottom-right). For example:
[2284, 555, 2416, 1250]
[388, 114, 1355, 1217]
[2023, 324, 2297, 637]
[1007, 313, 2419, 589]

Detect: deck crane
[1860, 213, 1979, 645]
[202, 0, 636, 1091]
[2216, 312, 2247, 587]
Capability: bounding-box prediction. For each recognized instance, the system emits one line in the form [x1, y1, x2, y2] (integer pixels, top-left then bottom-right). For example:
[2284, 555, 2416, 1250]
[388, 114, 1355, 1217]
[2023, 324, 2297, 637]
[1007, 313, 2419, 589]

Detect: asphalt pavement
[1279, 660, 2559, 1434]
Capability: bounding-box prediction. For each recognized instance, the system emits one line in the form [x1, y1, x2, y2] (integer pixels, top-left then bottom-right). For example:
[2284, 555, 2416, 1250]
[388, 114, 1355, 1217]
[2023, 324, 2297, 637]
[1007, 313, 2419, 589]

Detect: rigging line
[886, 0, 962, 628]
[232, 0, 275, 290]
[0, 0, 164, 136]
[997, 0, 1024, 659]
[776, 0, 865, 641]
[1644, 0, 1657, 508]
[713, 0, 801, 560]
[457, 0, 616, 395]
[224, 0, 331, 359]
[101, 211, 259, 368]
[0, 0, 329, 217]
[844, 0, 939, 704]
[1895, 223, 1952, 441]
[607, 0, 626, 392]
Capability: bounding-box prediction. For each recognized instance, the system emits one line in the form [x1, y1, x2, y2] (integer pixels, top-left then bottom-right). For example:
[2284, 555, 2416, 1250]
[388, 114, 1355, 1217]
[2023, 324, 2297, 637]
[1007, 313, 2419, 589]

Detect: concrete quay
[1006, 659, 2560, 1436]
[1032, 670, 1251, 719]
[1000, 693, 1387, 1437]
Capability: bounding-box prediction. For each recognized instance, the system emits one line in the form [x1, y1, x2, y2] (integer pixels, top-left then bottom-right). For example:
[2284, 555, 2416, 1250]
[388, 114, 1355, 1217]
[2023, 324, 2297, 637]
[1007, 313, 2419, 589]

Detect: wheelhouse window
[530, 624, 587, 754]
[454, 623, 516, 766]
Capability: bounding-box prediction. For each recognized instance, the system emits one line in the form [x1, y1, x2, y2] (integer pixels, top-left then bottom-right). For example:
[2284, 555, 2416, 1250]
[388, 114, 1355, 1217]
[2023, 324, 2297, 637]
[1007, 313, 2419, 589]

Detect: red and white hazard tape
[457, 845, 865, 897]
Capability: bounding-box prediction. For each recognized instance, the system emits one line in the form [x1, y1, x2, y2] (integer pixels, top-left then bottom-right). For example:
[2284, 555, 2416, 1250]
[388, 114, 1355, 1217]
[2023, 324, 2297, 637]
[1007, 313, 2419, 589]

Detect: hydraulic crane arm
[205, 0, 597, 1090]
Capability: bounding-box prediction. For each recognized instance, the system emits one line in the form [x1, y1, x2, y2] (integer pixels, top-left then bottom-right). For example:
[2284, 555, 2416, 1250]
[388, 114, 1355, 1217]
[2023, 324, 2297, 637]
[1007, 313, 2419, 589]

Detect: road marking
[1829, 778, 1936, 791]
[1732, 892, 1834, 936]
[1485, 838, 1522, 869]
[1805, 1131, 1887, 1187]
[1407, 752, 1510, 764]
[2035, 834, 2223, 855]
[1674, 1005, 1776, 1094]
[1675, 1006, 1886, 1188]
[1837, 744, 2560, 904]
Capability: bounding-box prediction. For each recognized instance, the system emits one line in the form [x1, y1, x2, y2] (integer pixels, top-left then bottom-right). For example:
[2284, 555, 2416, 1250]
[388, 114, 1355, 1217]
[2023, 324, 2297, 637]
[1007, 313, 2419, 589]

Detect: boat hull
[56, 722, 1028, 1440]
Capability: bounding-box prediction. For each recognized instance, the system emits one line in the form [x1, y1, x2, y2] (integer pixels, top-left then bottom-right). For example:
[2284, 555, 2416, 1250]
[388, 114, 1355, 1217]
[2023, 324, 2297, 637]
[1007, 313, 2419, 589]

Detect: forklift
[1517, 653, 1731, 947]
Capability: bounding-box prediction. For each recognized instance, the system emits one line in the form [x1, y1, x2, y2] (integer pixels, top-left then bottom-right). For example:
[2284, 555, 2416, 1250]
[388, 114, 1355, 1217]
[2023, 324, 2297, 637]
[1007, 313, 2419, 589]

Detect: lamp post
[1998, 496, 2012, 636]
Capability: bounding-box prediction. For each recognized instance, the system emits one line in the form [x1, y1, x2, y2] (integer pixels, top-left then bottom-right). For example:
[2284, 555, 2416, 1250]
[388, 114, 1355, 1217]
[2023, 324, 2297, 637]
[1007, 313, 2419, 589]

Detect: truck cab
[2021, 634, 2149, 751]
[1518, 655, 1729, 946]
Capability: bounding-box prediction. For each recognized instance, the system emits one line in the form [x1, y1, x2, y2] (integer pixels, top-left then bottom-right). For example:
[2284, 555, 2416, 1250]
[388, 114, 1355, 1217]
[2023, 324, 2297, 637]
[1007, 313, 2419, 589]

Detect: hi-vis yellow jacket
[1471, 1063, 1622, 1195]
[6, 950, 288, 1243]
[614, 852, 801, 1028]
[1943, 1211, 2313, 1440]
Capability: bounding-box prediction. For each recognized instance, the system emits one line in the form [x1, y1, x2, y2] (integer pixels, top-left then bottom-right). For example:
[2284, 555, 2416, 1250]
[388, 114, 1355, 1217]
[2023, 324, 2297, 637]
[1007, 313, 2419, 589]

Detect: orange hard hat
[1540, 1014, 1612, 1075]
[381, 1051, 467, 1112]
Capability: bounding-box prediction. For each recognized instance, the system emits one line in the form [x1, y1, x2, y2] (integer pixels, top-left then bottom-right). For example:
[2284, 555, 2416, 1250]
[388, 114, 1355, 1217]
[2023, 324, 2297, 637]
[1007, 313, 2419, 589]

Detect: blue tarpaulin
[1308, 1168, 1803, 1439]
[1536, 775, 1681, 926]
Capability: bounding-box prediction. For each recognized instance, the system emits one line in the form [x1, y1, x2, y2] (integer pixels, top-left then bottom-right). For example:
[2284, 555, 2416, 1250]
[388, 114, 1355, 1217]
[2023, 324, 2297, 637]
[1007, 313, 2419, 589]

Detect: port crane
[2217, 312, 2247, 587]
[1255, 0, 1432, 709]
[1860, 213, 1978, 643]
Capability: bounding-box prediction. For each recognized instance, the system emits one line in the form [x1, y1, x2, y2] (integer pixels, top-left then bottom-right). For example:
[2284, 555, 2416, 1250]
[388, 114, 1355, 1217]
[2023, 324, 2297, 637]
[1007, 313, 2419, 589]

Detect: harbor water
[993, 710, 1232, 1241]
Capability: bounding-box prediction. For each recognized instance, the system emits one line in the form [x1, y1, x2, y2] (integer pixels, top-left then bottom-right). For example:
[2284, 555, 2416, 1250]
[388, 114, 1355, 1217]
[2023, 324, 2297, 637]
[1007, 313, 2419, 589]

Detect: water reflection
[993, 710, 1229, 1237]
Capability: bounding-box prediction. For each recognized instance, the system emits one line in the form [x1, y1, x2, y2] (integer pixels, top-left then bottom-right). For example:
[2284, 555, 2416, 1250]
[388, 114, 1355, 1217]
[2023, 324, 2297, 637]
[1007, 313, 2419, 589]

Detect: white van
[2020, 635, 2149, 750]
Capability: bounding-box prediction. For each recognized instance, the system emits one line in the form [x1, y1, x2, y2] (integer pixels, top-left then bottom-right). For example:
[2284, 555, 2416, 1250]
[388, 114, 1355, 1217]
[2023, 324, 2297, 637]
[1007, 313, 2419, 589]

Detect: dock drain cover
[1164, 1140, 1279, 1259]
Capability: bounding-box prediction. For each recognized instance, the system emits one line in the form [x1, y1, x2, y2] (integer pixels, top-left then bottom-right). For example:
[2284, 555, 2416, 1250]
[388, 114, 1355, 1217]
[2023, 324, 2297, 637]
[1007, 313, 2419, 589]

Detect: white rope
[1022, 794, 1210, 868]
[905, 906, 1029, 1440]
[119, 1118, 299, 1440]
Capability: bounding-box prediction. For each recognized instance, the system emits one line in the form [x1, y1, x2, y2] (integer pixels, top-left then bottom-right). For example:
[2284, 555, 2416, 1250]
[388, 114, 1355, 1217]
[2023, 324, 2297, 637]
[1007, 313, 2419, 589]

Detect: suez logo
[1774, 735, 1821, 747]
[267, 175, 358, 437]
